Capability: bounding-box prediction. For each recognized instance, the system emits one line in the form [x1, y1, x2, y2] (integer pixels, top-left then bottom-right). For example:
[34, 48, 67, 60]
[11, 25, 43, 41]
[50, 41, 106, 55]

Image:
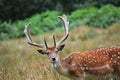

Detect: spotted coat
[62, 45, 120, 79]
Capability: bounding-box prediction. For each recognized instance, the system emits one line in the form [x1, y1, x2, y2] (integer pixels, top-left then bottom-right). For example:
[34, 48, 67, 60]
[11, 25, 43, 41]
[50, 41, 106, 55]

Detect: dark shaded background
[0, 0, 120, 21]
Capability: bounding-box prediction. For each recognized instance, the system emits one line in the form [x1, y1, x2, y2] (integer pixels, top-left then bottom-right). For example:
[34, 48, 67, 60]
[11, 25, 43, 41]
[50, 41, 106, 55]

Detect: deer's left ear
[57, 44, 65, 51]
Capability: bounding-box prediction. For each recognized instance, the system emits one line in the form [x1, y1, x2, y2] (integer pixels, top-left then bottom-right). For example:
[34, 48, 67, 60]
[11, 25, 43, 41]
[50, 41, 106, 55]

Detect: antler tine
[44, 37, 48, 49]
[24, 23, 44, 48]
[53, 35, 56, 47]
[57, 15, 69, 46]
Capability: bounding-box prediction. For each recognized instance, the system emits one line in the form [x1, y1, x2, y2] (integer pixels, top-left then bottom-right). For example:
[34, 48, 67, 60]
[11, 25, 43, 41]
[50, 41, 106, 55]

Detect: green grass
[0, 23, 120, 80]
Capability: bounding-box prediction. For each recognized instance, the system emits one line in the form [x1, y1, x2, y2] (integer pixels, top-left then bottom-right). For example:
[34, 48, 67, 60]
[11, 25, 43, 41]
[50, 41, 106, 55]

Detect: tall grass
[0, 24, 120, 80]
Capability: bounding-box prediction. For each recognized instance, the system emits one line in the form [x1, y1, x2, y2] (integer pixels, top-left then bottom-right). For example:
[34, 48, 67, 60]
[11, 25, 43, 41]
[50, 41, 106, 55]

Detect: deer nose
[52, 57, 56, 61]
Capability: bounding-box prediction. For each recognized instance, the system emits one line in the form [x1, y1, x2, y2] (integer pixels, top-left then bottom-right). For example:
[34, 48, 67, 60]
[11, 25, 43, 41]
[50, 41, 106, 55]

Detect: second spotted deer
[24, 15, 120, 80]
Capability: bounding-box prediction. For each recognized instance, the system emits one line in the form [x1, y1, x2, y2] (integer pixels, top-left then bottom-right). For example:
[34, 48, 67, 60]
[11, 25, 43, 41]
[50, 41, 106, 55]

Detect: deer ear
[57, 44, 65, 51]
[37, 50, 46, 55]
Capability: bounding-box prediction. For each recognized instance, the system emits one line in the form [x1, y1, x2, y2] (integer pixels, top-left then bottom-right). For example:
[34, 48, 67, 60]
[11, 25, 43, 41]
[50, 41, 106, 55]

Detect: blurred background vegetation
[0, 0, 120, 40]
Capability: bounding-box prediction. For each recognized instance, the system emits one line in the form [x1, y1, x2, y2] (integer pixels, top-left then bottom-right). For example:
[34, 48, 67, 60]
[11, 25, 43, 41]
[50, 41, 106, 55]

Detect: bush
[2, 11, 61, 39]
[23, 11, 62, 35]
[69, 7, 98, 28]
[0, 21, 15, 40]
[88, 4, 120, 28]
[69, 4, 120, 28]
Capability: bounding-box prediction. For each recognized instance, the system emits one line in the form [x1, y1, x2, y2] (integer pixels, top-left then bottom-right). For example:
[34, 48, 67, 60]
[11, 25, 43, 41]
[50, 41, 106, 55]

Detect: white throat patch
[52, 62, 58, 68]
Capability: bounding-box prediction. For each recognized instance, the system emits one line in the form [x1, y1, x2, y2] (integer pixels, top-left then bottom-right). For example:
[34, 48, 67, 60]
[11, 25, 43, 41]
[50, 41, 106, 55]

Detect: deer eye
[54, 50, 58, 53]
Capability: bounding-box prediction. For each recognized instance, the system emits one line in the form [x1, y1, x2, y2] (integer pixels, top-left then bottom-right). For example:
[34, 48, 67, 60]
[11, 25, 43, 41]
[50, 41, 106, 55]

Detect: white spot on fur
[118, 52, 120, 55]
[72, 63, 76, 67]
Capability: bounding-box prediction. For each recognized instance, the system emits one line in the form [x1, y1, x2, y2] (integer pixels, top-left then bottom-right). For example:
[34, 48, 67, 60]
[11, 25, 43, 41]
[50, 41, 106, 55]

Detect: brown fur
[60, 45, 120, 79]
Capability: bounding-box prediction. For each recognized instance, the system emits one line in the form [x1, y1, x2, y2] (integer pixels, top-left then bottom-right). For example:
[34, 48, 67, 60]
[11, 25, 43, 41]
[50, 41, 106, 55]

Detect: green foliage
[88, 5, 120, 28]
[69, 7, 98, 28]
[0, 21, 15, 40]
[0, 5, 120, 40]
[23, 11, 62, 35]
[35, 11, 62, 32]
[0, 11, 61, 40]
[69, 4, 120, 28]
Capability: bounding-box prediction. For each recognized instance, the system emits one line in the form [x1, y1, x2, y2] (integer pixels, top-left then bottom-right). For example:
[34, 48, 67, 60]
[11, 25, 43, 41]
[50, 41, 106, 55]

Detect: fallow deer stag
[24, 15, 120, 80]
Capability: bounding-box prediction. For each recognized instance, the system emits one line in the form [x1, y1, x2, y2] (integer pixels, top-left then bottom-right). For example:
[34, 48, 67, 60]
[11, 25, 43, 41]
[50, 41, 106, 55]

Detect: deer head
[24, 15, 69, 63]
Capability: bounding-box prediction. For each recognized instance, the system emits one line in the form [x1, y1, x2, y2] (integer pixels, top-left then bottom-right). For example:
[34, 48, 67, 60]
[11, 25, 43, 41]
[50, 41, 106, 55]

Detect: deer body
[50, 45, 120, 80]
[24, 15, 120, 80]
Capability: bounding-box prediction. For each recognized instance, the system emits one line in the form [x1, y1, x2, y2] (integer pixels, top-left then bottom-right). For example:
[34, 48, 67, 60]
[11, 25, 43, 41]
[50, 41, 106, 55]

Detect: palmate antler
[24, 15, 69, 49]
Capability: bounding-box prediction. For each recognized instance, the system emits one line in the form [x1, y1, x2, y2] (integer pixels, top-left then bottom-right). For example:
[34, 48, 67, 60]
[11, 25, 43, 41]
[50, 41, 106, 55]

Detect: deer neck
[52, 57, 69, 76]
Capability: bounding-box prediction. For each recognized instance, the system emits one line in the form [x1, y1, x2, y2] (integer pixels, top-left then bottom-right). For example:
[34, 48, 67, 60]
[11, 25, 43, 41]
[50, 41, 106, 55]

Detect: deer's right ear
[37, 50, 46, 55]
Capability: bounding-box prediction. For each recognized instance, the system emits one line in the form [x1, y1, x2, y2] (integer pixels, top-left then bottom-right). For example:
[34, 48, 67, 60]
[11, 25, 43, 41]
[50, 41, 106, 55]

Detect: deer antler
[24, 23, 44, 48]
[24, 15, 69, 48]
[56, 15, 69, 46]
